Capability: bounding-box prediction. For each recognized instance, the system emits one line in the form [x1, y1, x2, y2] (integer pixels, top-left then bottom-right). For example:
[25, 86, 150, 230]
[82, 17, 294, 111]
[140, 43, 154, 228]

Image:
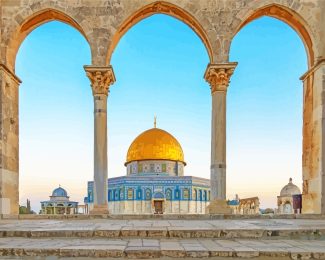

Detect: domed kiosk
[41, 186, 78, 215]
[277, 178, 302, 214]
[86, 123, 210, 214]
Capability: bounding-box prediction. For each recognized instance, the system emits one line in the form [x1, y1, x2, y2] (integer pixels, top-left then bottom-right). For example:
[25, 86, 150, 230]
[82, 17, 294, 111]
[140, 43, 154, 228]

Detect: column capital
[204, 62, 237, 93]
[84, 65, 116, 96]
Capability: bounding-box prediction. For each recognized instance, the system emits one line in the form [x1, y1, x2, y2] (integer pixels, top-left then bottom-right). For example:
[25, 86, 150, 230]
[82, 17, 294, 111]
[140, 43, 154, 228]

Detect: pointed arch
[232, 4, 314, 67]
[106, 1, 213, 64]
[6, 8, 90, 72]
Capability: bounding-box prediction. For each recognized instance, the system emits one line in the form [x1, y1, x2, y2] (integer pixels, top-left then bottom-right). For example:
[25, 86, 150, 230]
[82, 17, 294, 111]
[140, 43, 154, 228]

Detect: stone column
[204, 63, 237, 214]
[84, 66, 115, 214]
[0, 64, 21, 216]
[300, 59, 325, 214]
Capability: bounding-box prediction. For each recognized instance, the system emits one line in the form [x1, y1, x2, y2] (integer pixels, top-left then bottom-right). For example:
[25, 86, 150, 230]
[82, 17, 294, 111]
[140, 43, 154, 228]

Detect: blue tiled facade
[86, 175, 210, 203]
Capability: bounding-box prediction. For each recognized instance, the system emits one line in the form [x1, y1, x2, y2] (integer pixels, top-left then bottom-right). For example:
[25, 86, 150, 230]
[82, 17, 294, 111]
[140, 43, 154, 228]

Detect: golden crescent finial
[154, 116, 157, 128]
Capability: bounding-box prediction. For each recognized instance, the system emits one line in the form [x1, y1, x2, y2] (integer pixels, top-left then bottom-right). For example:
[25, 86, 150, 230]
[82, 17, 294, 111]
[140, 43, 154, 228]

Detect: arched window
[166, 189, 172, 200]
[175, 189, 180, 200]
[183, 188, 189, 200]
[199, 190, 202, 201]
[145, 189, 151, 200]
[137, 188, 142, 200]
[115, 189, 120, 201]
[127, 188, 133, 200]
[204, 190, 207, 201]
[283, 202, 292, 214]
[120, 188, 124, 200]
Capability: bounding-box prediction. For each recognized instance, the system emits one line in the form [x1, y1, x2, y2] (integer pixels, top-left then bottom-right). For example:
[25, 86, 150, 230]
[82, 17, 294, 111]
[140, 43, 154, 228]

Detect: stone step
[6, 213, 325, 220]
[0, 237, 324, 259]
[1, 228, 324, 240]
[0, 219, 325, 240]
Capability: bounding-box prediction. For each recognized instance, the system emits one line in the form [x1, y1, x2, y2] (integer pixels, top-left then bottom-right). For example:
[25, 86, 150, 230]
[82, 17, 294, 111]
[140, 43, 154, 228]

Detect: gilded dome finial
[154, 116, 157, 128]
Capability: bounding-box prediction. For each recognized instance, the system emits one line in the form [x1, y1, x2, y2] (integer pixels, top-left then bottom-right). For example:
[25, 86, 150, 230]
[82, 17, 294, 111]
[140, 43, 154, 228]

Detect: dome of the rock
[126, 128, 185, 165]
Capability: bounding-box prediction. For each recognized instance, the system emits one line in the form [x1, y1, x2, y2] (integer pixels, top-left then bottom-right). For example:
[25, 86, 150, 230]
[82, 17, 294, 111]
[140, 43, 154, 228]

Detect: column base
[89, 205, 109, 215]
[206, 199, 232, 214]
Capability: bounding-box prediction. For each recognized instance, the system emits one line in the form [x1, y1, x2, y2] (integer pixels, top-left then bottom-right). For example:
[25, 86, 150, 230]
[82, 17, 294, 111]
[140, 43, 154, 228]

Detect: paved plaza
[0, 237, 325, 259]
[0, 218, 325, 239]
[0, 217, 325, 258]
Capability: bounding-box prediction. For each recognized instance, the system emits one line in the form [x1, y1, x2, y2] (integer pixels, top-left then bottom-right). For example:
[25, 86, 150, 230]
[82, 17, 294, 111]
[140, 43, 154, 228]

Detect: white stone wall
[106, 200, 209, 214]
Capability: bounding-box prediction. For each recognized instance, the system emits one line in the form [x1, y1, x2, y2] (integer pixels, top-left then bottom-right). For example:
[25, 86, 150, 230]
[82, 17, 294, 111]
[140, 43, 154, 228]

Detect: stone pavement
[0, 217, 325, 258]
[0, 237, 325, 259]
[0, 218, 325, 239]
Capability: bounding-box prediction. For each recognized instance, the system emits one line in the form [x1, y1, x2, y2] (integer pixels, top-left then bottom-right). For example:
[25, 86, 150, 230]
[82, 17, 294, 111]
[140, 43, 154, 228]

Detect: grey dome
[52, 186, 68, 197]
[280, 178, 301, 196]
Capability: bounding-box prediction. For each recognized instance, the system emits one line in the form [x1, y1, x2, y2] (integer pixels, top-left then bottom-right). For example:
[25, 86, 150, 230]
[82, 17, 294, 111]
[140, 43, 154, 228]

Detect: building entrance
[154, 201, 163, 214]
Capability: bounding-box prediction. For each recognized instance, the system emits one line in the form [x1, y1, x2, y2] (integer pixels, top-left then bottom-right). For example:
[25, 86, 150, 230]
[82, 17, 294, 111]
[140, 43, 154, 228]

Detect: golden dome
[126, 128, 185, 165]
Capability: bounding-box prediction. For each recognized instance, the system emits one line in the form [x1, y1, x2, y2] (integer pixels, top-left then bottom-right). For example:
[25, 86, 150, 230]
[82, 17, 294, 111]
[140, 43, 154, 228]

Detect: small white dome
[280, 178, 301, 196]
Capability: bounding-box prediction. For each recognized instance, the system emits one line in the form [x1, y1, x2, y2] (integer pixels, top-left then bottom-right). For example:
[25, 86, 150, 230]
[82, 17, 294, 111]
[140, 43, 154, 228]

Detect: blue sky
[16, 14, 306, 212]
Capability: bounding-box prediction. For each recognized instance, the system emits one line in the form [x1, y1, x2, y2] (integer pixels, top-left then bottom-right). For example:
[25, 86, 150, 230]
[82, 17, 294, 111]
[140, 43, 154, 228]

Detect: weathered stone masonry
[0, 0, 324, 214]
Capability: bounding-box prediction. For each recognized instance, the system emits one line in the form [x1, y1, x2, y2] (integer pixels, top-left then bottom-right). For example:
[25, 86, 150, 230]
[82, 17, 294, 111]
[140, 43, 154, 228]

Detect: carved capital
[84, 66, 116, 96]
[204, 63, 237, 93]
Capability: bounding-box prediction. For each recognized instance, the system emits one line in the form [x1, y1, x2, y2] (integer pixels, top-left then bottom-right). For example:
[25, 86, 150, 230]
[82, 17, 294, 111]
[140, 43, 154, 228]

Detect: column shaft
[84, 66, 115, 214]
[204, 62, 237, 214]
[211, 90, 227, 200]
[93, 94, 108, 206]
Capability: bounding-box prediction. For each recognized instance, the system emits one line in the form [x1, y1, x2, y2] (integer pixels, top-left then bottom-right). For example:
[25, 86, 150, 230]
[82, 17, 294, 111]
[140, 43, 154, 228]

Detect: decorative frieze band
[204, 63, 237, 93]
[84, 66, 116, 96]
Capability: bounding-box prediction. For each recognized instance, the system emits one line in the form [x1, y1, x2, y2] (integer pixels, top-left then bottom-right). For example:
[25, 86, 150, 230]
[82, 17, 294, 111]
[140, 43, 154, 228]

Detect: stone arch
[231, 4, 314, 67]
[229, 3, 322, 213]
[153, 192, 165, 199]
[106, 1, 213, 64]
[6, 8, 91, 72]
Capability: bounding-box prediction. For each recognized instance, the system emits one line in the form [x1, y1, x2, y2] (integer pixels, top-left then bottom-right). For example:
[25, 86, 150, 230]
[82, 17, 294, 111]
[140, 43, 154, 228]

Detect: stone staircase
[0, 217, 325, 259]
